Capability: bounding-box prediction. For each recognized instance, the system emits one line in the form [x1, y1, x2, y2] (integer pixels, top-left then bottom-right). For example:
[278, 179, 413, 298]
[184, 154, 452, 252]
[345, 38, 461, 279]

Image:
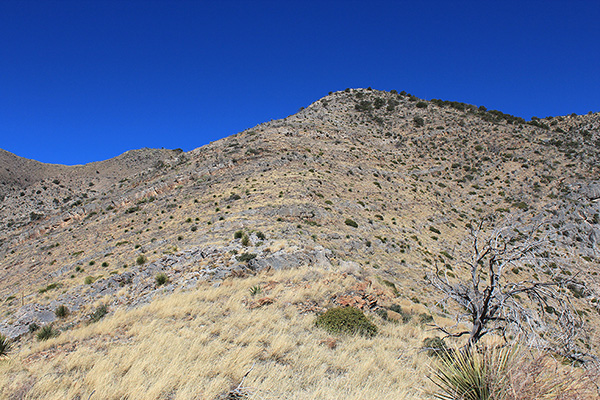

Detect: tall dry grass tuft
[502, 352, 600, 400]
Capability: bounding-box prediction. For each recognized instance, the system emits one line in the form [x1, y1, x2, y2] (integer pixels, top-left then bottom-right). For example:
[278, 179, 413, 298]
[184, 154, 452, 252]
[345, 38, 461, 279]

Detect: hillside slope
[1, 88, 599, 399]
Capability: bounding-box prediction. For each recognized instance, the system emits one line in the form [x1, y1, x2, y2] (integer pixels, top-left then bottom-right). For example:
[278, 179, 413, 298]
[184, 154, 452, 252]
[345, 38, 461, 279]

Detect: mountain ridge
[1, 88, 599, 399]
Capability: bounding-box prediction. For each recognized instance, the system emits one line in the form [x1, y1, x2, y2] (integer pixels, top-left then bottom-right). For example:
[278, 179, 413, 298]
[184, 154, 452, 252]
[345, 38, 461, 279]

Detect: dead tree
[429, 214, 590, 361]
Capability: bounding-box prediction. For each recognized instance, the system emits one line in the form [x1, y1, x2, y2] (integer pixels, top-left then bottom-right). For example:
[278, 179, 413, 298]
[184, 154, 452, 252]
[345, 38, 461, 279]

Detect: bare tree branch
[429, 213, 592, 361]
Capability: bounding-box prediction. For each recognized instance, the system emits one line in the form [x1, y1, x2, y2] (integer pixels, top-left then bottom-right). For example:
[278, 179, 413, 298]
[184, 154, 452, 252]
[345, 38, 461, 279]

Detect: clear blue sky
[1, 1, 599, 165]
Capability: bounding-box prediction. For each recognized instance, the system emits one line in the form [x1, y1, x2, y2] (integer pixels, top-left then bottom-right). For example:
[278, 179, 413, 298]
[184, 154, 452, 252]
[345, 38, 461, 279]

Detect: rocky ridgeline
[0, 238, 333, 339]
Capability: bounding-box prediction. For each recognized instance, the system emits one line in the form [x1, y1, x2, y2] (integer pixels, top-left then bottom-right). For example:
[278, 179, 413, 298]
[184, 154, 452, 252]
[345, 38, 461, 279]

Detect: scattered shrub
[236, 253, 257, 263]
[155, 273, 169, 286]
[381, 279, 399, 296]
[136, 255, 147, 265]
[55, 305, 69, 318]
[234, 230, 243, 239]
[419, 313, 434, 324]
[28, 322, 40, 333]
[413, 116, 425, 127]
[345, 218, 358, 228]
[388, 304, 411, 323]
[37, 325, 59, 341]
[84, 276, 95, 285]
[89, 305, 108, 323]
[315, 307, 377, 337]
[422, 337, 449, 358]
[38, 283, 59, 294]
[256, 231, 266, 240]
[241, 234, 250, 246]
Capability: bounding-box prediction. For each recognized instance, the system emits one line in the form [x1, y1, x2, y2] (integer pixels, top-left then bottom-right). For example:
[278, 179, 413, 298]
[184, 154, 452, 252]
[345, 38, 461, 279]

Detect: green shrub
[315, 307, 377, 337]
[389, 304, 412, 323]
[241, 234, 250, 246]
[416, 101, 428, 108]
[422, 337, 449, 358]
[381, 279, 399, 296]
[55, 305, 69, 318]
[345, 218, 358, 228]
[355, 100, 373, 112]
[89, 305, 108, 323]
[28, 322, 40, 333]
[136, 255, 147, 265]
[155, 273, 169, 286]
[38, 283, 59, 294]
[413, 116, 425, 127]
[236, 253, 257, 263]
[419, 313, 434, 324]
[234, 230, 243, 239]
[256, 231, 266, 240]
[0, 334, 11, 358]
[37, 325, 59, 341]
[84, 276, 95, 285]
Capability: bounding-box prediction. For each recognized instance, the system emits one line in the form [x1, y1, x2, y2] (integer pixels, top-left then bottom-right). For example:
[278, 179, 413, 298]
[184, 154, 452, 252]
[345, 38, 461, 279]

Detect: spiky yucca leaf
[0, 334, 11, 358]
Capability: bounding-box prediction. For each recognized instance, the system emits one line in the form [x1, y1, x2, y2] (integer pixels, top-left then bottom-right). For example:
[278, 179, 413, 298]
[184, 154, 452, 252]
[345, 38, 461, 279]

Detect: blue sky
[1, 1, 599, 165]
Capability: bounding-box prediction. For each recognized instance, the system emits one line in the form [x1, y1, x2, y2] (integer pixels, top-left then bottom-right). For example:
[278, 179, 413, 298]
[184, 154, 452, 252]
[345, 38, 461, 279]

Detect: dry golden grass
[0, 266, 435, 399]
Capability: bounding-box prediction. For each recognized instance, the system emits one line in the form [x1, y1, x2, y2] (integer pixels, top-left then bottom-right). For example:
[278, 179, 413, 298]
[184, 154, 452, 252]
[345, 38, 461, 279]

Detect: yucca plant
[431, 346, 513, 400]
[249, 285, 262, 296]
[0, 334, 11, 358]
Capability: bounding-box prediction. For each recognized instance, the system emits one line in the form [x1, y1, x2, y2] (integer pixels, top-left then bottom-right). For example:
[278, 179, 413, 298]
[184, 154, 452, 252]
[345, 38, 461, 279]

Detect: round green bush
[315, 307, 377, 337]
[155, 272, 169, 286]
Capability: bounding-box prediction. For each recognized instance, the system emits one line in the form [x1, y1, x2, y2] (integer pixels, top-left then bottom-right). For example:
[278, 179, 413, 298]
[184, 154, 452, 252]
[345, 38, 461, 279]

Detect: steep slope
[1, 88, 599, 399]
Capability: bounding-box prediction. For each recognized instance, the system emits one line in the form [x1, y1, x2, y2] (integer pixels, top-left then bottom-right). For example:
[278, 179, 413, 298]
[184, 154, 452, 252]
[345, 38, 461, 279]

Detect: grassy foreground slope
[0, 266, 435, 399]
